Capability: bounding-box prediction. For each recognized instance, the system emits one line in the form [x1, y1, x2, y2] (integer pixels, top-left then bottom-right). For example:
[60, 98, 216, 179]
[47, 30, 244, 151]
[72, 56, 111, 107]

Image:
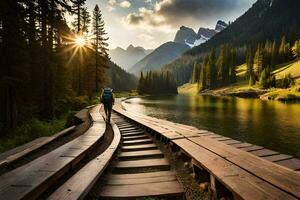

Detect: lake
[123, 95, 300, 158]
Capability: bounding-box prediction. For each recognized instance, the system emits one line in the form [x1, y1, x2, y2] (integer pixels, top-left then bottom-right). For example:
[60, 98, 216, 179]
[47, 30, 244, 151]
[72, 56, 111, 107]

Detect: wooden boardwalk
[113, 101, 300, 200]
[99, 113, 184, 199]
[0, 101, 299, 199]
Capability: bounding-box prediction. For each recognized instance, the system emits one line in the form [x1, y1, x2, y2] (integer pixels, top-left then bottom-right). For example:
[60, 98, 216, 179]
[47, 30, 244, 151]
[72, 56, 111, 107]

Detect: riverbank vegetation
[138, 71, 178, 95]
[180, 59, 300, 101]
[183, 36, 300, 101]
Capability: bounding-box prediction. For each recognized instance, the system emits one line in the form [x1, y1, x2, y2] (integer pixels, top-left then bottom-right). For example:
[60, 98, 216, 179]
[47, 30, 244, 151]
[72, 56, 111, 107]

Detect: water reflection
[124, 95, 300, 157]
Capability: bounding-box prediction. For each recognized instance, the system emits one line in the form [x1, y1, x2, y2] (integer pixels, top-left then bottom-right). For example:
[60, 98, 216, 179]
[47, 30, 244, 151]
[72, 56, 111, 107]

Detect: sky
[83, 0, 257, 49]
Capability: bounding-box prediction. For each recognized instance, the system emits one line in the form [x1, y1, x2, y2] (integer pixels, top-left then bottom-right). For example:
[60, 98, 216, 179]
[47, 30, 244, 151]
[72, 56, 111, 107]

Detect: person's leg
[104, 104, 108, 121]
[108, 104, 112, 123]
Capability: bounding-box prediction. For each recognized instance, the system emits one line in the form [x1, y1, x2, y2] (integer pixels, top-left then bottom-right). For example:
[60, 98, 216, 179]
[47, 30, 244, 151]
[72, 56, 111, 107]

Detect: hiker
[100, 88, 115, 123]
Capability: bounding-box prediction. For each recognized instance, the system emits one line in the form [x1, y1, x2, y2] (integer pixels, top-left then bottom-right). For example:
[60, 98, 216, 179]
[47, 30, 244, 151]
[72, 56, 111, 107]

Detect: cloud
[120, 0, 131, 8]
[108, 0, 117, 6]
[125, 7, 172, 32]
[125, 0, 253, 29]
[107, 0, 131, 11]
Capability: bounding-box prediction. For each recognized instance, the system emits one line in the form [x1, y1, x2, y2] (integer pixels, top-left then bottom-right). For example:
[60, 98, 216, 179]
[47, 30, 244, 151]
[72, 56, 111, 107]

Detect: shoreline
[179, 83, 300, 102]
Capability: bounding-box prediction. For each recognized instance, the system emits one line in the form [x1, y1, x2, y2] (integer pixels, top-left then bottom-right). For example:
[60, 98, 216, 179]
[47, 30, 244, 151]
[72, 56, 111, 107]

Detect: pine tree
[229, 48, 237, 83]
[198, 58, 208, 92]
[81, 7, 91, 35]
[138, 72, 144, 94]
[191, 63, 199, 83]
[246, 47, 254, 80]
[71, 0, 86, 33]
[259, 69, 268, 89]
[270, 41, 278, 67]
[292, 39, 300, 58]
[208, 48, 217, 88]
[92, 4, 109, 93]
[254, 44, 264, 77]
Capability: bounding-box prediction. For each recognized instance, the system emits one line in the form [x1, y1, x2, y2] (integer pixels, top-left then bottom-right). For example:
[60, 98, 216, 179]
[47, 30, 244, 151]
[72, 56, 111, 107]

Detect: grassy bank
[0, 117, 66, 153]
[179, 60, 300, 101]
[114, 90, 139, 98]
[0, 95, 100, 154]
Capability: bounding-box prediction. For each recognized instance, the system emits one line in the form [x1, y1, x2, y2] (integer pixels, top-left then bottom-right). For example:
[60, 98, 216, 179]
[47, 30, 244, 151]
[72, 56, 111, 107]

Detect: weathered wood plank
[250, 149, 279, 157]
[0, 105, 106, 200]
[174, 139, 297, 200]
[189, 136, 300, 197]
[48, 121, 121, 200]
[276, 159, 300, 171]
[263, 154, 293, 162]
[100, 181, 184, 198]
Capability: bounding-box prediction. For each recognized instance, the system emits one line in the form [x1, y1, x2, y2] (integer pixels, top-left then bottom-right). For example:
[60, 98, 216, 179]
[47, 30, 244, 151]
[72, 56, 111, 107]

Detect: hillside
[109, 45, 152, 71]
[179, 59, 300, 100]
[164, 0, 300, 84]
[129, 42, 190, 75]
[108, 62, 138, 91]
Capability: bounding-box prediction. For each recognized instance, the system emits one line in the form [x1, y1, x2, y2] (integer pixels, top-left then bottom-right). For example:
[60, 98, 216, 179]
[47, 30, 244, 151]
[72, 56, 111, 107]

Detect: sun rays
[61, 33, 95, 66]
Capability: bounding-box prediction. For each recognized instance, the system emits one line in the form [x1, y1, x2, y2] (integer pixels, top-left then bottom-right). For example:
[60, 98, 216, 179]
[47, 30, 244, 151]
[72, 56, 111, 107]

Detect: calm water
[123, 95, 300, 157]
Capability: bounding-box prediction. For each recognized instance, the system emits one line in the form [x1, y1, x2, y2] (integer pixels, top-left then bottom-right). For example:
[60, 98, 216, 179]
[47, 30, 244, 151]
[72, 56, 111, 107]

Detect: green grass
[114, 90, 139, 98]
[273, 59, 300, 80]
[260, 86, 300, 101]
[236, 63, 247, 78]
[0, 117, 66, 153]
[178, 83, 198, 94]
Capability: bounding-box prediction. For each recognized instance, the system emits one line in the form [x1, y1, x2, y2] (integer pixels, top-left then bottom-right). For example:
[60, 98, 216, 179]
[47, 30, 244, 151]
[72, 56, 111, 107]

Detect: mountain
[215, 20, 229, 32]
[128, 21, 227, 75]
[129, 42, 190, 75]
[108, 62, 138, 91]
[187, 0, 300, 56]
[163, 0, 300, 84]
[109, 45, 153, 70]
[174, 26, 198, 46]
[174, 21, 228, 47]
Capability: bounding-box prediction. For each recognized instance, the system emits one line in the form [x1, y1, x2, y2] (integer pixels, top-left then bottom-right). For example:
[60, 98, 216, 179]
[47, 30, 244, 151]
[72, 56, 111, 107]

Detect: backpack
[102, 89, 113, 104]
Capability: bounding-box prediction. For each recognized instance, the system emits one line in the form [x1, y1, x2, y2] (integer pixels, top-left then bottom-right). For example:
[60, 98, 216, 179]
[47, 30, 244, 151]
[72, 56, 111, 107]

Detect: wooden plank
[189, 137, 300, 198]
[107, 171, 176, 180]
[122, 144, 157, 152]
[106, 174, 177, 185]
[115, 158, 170, 170]
[221, 139, 242, 145]
[48, 122, 121, 200]
[239, 145, 264, 152]
[123, 135, 148, 140]
[215, 137, 232, 141]
[263, 154, 293, 162]
[276, 159, 300, 171]
[250, 149, 279, 157]
[122, 138, 153, 146]
[119, 150, 163, 160]
[174, 139, 296, 200]
[231, 143, 253, 148]
[100, 181, 184, 198]
[0, 105, 106, 200]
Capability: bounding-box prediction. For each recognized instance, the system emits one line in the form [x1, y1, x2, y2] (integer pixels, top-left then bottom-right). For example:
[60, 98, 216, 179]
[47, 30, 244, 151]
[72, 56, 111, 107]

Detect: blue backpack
[102, 88, 113, 104]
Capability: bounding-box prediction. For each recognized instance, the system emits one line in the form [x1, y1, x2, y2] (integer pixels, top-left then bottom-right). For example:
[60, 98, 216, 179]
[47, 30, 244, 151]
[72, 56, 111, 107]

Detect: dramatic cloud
[125, 0, 253, 29]
[120, 0, 131, 8]
[107, 0, 131, 11]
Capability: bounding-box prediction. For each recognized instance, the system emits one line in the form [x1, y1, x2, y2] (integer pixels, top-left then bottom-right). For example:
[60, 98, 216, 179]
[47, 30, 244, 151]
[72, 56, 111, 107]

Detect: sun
[75, 35, 86, 47]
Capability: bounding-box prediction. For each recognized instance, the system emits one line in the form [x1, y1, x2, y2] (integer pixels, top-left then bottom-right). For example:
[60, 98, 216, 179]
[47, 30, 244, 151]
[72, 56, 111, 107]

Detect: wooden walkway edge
[113, 101, 300, 200]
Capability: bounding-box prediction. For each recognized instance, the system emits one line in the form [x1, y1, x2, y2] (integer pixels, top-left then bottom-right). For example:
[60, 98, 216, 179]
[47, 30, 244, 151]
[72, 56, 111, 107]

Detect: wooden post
[209, 174, 233, 200]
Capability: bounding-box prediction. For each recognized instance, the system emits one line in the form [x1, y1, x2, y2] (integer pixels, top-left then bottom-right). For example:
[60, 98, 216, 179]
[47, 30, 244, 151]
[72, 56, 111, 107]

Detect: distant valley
[109, 21, 227, 76]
